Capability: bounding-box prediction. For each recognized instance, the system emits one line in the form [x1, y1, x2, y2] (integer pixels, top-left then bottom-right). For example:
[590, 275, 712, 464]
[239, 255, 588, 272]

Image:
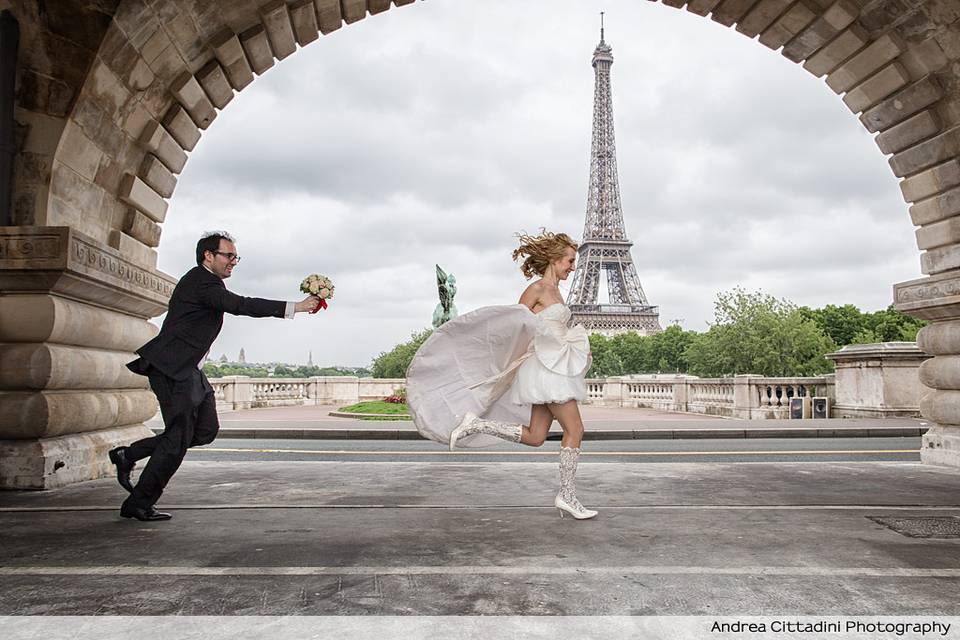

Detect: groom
[110, 231, 322, 521]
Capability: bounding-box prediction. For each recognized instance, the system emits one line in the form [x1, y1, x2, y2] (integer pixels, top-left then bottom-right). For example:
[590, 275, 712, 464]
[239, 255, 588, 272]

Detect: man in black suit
[110, 231, 321, 521]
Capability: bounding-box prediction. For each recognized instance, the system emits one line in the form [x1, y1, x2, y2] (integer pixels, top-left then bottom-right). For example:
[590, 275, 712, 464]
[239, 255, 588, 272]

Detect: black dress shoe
[120, 504, 172, 521]
[108, 446, 135, 493]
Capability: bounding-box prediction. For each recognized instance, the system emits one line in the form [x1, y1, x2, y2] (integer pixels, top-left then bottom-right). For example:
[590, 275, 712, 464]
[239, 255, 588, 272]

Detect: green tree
[609, 332, 649, 373]
[648, 324, 698, 373]
[586, 333, 625, 377]
[799, 303, 866, 347]
[371, 328, 434, 378]
[685, 288, 835, 377]
[863, 305, 926, 342]
[203, 363, 269, 378]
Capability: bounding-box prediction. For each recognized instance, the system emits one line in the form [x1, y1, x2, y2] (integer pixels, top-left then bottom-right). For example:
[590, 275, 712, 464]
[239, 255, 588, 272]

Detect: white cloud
[156, 0, 920, 366]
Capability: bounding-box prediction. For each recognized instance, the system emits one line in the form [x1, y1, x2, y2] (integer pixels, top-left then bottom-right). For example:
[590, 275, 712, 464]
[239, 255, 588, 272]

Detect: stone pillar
[326, 376, 360, 406]
[602, 377, 624, 408]
[219, 376, 252, 411]
[732, 375, 755, 419]
[306, 376, 325, 405]
[672, 378, 688, 413]
[824, 343, 930, 418]
[895, 273, 960, 468]
[0, 226, 176, 489]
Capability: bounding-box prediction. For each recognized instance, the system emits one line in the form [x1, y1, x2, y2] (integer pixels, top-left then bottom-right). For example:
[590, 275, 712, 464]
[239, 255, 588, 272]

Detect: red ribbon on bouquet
[310, 298, 329, 314]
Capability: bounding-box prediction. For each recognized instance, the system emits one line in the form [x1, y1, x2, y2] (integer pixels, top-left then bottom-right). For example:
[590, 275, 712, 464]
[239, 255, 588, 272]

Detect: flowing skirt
[407, 304, 591, 447]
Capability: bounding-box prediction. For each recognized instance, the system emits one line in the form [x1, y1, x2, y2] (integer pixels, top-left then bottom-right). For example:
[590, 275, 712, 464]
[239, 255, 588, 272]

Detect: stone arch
[31, 0, 960, 274]
[5, 0, 960, 488]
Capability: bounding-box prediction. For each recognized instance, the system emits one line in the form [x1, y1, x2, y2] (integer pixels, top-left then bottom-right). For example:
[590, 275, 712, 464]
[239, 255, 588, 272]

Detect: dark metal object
[0, 10, 20, 226]
[868, 516, 960, 538]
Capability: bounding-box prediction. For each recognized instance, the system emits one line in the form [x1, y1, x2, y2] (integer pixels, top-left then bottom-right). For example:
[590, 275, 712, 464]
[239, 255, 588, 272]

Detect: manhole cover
[867, 516, 960, 538]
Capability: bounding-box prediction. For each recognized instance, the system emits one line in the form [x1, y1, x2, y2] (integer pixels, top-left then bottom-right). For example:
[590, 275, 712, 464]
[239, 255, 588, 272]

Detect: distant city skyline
[158, 1, 918, 367]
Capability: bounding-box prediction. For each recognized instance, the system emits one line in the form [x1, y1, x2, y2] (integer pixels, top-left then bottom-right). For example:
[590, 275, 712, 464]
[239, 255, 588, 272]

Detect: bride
[406, 230, 596, 519]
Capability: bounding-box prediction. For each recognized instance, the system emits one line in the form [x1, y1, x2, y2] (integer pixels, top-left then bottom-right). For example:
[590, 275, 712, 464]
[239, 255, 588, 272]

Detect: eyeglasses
[212, 251, 241, 263]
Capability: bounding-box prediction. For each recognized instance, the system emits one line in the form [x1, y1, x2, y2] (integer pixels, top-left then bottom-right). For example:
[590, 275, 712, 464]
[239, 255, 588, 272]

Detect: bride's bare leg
[546, 399, 596, 519]
[546, 400, 584, 448]
[520, 404, 553, 446]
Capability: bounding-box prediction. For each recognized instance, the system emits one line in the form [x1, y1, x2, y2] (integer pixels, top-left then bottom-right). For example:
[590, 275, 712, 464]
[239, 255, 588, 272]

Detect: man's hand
[295, 295, 322, 313]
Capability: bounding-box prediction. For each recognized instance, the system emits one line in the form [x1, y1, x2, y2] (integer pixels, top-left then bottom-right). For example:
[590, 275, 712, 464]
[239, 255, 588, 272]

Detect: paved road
[151, 404, 929, 440]
[193, 436, 923, 463]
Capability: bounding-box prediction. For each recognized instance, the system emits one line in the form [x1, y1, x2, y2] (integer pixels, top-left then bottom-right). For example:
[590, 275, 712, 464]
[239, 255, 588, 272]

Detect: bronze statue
[432, 264, 458, 328]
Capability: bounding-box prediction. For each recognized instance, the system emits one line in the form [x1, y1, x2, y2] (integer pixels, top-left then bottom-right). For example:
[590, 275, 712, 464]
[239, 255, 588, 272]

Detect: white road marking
[1, 565, 959, 577]
[2, 504, 958, 512]
[202, 446, 917, 457]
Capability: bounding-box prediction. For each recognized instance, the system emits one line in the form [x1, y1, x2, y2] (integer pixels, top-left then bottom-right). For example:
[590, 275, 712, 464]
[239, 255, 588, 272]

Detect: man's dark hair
[196, 231, 236, 265]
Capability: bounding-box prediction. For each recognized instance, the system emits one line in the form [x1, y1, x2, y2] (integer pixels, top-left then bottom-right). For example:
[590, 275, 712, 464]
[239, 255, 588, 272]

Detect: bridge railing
[207, 374, 834, 418]
[585, 375, 836, 419]
[209, 376, 405, 410]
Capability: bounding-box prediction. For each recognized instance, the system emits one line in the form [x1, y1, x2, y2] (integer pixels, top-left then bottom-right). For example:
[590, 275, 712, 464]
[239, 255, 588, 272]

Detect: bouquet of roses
[300, 274, 335, 314]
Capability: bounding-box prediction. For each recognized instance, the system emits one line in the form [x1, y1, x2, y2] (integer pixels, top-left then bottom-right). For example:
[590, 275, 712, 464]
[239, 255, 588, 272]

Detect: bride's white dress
[406, 303, 591, 447]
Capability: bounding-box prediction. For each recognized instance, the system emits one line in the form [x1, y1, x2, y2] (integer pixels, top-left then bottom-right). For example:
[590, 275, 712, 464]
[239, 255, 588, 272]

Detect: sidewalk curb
[153, 427, 928, 440]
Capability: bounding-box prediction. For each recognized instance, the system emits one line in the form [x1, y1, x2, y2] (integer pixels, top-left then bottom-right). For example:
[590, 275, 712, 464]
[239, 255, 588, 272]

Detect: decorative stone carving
[0, 226, 176, 317]
[894, 271, 960, 320]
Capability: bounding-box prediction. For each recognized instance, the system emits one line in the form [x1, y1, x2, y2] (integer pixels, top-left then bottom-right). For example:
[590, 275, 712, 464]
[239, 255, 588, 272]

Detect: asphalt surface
[2, 454, 960, 620]
[3, 404, 955, 637]
[192, 436, 923, 463]
[155, 404, 930, 440]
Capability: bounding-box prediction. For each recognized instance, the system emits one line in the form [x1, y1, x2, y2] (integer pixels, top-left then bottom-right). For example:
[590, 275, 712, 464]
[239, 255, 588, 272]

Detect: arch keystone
[711, 0, 760, 28]
[315, 0, 344, 34]
[860, 77, 943, 134]
[369, 0, 392, 14]
[841, 61, 909, 113]
[340, 0, 368, 24]
[900, 159, 960, 203]
[170, 72, 216, 129]
[758, 0, 818, 50]
[211, 30, 254, 91]
[138, 155, 177, 199]
[889, 127, 960, 178]
[736, 0, 793, 38]
[119, 173, 168, 223]
[875, 109, 940, 155]
[782, 0, 859, 63]
[803, 24, 869, 77]
[290, 0, 321, 46]
[197, 60, 234, 110]
[240, 24, 275, 76]
[826, 33, 904, 94]
[161, 104, 201, 151]
[138, 120, 187, 174]
[261, 0, 298, 61]
[685, 0, 722, 17]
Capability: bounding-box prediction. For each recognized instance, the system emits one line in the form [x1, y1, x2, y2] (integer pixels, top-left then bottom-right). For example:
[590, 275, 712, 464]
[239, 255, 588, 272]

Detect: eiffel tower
[566, 16, 662, 337]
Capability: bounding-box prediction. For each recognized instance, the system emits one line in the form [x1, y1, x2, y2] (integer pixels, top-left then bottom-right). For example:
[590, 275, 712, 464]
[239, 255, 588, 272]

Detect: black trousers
[124, 368, 219, 510]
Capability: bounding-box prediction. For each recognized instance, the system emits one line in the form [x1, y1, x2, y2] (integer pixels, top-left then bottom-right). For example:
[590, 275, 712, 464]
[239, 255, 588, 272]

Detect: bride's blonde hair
[512, 229, 578, 280]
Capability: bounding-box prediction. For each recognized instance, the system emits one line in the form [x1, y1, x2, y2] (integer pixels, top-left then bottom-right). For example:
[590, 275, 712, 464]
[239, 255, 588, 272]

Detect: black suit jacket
[128, 266, 287, 380]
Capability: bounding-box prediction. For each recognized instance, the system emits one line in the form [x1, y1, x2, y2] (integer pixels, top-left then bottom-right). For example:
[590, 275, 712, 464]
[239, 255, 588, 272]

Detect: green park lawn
[338, 401, 410, 420]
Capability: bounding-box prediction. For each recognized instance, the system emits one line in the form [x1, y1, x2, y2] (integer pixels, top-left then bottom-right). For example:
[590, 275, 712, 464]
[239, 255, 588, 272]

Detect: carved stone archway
[3, 0, 960, 488]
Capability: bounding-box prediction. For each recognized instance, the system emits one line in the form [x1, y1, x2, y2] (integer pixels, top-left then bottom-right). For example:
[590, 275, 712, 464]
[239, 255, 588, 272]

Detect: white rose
[319, 288, 329, 298]
[310, 282, 320, 294]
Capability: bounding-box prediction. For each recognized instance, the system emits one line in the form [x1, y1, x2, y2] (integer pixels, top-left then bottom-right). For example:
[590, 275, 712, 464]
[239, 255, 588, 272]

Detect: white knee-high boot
[555, 447, 597, 520]
[449, 413, 522, 451]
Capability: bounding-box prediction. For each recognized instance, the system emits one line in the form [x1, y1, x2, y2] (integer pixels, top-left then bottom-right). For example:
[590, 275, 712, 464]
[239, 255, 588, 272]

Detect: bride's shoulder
[519, 279, 546, 305]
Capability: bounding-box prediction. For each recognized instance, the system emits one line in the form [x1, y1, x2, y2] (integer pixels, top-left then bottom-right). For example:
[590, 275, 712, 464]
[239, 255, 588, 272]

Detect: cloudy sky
[157, 0, 919, 368]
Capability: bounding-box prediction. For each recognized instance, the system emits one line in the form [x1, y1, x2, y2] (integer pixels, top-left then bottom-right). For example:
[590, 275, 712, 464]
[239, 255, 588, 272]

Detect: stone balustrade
[210, 376, 406, 410]
[208, 373, 834, 419]
[590, 375, 835, 419]
[208, 343, 936, 420]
